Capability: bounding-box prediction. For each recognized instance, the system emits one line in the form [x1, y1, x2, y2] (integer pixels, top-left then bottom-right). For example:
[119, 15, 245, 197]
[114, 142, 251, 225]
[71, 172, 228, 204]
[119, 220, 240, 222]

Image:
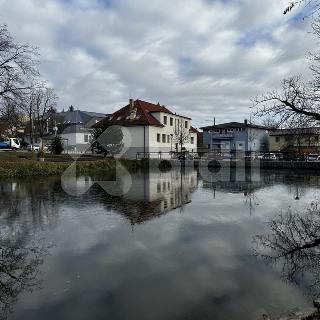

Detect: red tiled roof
[95, 99, 175, 127]
[189, 126, 198, 133]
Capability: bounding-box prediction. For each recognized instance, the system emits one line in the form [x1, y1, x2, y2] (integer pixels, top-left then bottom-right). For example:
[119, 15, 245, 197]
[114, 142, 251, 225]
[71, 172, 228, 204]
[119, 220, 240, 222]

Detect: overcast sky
[0, 0, 318, 127]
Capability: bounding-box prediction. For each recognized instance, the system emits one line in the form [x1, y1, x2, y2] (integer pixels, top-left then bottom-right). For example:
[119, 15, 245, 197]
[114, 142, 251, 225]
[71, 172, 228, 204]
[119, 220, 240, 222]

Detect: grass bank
[0, 153, 172, 178]
[0, 159, 115, 178]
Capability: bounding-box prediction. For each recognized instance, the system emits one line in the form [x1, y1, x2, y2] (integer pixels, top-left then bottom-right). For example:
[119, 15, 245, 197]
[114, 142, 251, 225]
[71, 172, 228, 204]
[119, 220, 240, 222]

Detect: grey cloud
[0, 0, 316, 124]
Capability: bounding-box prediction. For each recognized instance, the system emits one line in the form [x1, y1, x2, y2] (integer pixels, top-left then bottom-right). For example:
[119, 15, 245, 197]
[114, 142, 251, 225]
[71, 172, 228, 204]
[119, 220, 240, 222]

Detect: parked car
[263, 153, 277, 160]
[0, 138, 20, 150]
[244, 154, 256, 160]
[178, 152, 193, 161]
[222, 153, 233, 161]
[276, 153, 284, 160]
[27, 144, 48, 152]
[307, 154, 319, 162]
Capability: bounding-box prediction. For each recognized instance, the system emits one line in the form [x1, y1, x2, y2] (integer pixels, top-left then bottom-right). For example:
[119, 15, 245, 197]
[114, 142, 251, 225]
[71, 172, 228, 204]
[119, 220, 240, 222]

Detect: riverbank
[0, 159, 117, 178]
[0, 153, 172, 178]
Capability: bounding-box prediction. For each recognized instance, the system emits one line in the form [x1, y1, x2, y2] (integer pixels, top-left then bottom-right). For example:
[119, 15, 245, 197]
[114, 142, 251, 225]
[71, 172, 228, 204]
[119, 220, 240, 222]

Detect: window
[163, 116, 167, 125]
[157, 182, 161, 193]
[167, 135, 170, 143]
[162, 134, 166, 143]
[315, 136, 319, 142]
[84, 134, 89, 143]
[185, 121, 188, 128]
[227, 128, 233, 132]
[170, 117, 173, 126]
[191, 137, 194, 144]
[157, 133, 160, 142]
[275, 137, 280, 142]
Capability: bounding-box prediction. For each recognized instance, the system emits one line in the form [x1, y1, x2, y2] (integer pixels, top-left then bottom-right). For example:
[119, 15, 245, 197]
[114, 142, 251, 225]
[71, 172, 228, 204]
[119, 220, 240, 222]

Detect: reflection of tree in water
[254, 201, 320, 297]
[0, 231, 47, 320]
[0, 179, 60, 320]
[0, 179, 62, 232]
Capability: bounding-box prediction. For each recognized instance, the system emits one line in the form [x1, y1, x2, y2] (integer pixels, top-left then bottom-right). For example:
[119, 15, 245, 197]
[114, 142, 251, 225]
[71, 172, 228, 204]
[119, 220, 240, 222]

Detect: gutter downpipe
[143, 126, 146, 159]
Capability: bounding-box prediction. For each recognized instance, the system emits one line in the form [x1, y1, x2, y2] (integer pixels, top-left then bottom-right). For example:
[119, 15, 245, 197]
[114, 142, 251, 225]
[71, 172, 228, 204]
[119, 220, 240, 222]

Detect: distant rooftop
[94, 99, 192, 128]
[200, 121, 268, 131]
[52, 109, 106, 125]
[269, 127, 320, 136]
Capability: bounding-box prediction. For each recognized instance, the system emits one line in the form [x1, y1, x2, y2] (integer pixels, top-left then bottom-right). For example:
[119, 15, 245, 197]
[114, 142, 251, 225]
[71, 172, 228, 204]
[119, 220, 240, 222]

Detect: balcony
[211, 133, 234, 140]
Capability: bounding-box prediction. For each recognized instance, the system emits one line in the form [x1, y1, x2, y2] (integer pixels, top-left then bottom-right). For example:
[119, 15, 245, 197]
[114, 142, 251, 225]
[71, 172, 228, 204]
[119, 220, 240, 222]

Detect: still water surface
[1, 168, 320, 320]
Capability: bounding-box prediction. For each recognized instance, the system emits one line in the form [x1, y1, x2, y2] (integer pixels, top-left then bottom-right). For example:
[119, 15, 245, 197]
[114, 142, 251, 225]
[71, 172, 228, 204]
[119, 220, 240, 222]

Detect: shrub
[51, 137, 64, 155]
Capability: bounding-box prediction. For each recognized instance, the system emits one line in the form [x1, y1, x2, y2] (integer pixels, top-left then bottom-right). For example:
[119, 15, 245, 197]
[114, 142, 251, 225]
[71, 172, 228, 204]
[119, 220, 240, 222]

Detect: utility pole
[205, 119, 215, 151]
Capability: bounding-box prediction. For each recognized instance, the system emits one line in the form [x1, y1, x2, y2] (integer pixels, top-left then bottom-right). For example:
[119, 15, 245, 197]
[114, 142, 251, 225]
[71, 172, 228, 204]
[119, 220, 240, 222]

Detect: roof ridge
[136, 100, 163, 126]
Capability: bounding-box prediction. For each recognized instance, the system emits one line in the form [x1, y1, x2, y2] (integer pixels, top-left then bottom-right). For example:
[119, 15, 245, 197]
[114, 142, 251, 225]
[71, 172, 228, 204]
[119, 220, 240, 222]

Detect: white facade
[119, 167, 198, 215]
[59, 131, 93, 153]
[120, 112, 197, 159]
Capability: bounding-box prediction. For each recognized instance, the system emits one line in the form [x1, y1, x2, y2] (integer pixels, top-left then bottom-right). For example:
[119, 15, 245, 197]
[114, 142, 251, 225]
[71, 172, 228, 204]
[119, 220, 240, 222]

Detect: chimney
[129, 98, 134, 109]
[244, 119, 248, 125]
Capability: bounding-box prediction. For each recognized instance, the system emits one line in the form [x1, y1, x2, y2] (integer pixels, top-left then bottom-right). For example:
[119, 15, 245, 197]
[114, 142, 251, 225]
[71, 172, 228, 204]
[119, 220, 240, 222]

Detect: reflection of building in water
[98, 168, 198, 225]
[202, 167, 266, 194]
[202, 168, 320, 195]
[202, 168, 320, 214]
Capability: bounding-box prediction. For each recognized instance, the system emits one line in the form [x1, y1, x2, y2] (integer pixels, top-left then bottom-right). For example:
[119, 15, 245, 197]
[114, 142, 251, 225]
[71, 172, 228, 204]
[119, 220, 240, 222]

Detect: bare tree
[0, 24, 58, 145]
[283, 0, 320, 16]
[254, 76, 320, 128]
[173, 119, 190, 152]
[0, 99, 24, 137]
[0, 24, 39, 103]
[17, 85, 57, 148]
[33, 87, 57, 139]
[253, 10, 320, 129]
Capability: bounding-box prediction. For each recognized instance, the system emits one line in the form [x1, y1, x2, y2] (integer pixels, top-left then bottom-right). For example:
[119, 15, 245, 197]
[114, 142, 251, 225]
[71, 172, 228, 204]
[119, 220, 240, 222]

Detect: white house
[95, 99, 198, 159]
[44, 108, 106, 153]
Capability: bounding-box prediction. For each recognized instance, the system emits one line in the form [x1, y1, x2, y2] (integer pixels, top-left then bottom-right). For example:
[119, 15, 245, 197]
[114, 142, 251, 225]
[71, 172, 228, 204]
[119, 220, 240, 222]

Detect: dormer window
[185, 121, 188, 128]
[163, 116, 167, 125]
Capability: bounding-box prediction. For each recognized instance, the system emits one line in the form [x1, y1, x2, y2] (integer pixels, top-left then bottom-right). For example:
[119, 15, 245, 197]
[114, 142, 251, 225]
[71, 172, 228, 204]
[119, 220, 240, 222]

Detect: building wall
[120, 126, 147, 158]
[59, 132, 92, 153]
[269, 134, 320, 153]
[203, 127, 268, 152]
[118, 112, 197, 159]
[247, 128, 269, 152]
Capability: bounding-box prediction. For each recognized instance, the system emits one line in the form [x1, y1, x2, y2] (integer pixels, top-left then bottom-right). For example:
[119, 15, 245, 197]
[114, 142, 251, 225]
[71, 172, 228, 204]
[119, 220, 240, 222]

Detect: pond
[1, 166, 320, 320]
